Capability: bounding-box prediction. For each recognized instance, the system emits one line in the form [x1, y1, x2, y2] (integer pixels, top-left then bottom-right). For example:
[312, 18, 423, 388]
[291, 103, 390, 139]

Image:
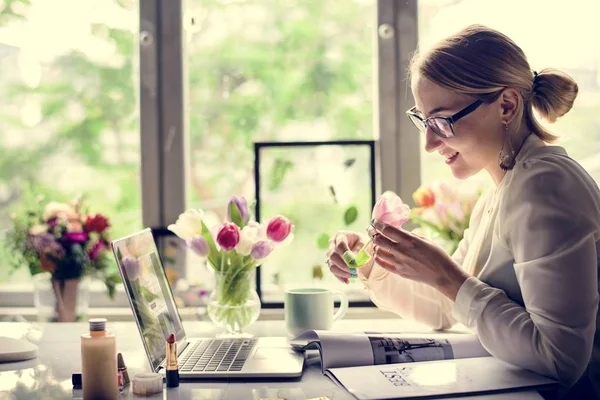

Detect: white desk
[0, 319, 545, 399]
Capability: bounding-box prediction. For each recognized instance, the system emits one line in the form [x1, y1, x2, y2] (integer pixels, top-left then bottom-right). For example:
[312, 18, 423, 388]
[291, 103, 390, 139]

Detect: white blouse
[359, 134, 600, 395]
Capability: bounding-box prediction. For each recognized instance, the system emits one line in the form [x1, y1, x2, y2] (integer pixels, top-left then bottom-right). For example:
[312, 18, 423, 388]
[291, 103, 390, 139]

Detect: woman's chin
[449, 161, 474, 180]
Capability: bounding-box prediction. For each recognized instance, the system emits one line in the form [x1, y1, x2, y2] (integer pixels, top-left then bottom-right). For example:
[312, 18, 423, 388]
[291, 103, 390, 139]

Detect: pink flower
[266, 216, 293, 243]
[216, 223, 240, 251]
[250, 240, 274, 260]
[63, 231, 89, 243]
[372, 191, 411, 227]
[187, 235, 210, 257]
[89, 240, 106, 261]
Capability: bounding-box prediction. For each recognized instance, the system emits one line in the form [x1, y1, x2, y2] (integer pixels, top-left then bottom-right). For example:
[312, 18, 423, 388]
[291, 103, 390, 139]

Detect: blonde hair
[410, 24, 578, 142]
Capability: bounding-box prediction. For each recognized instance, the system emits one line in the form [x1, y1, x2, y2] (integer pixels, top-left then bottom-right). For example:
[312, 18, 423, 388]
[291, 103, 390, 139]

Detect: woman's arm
[358, 190, 487, 330]
[358, 213, 478, 330]
[452, 159, 600, 386]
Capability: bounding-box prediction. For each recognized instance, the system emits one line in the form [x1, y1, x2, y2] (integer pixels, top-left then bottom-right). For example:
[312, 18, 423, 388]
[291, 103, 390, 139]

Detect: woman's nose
[424, 128, 443, 153]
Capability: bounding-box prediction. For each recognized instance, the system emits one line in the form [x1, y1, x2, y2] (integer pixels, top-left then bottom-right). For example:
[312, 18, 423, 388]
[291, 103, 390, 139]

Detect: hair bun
[531, 68, 578, 123]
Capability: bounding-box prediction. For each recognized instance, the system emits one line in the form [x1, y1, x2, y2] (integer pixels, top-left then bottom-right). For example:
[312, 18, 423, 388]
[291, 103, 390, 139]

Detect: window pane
[256, 143, 374, 303]
[418, 0, 600, 189]
[0, 1, 141, 284]
[186, 0, 376, 301]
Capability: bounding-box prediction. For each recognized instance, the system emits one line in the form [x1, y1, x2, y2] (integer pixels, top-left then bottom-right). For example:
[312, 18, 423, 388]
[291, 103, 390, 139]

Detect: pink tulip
[250, 240, 274, 260]
[187, 235, 210, 257]
[372, 191, 411, 227]
[266, 216, 293, 242]
[216, 223, 240, 251]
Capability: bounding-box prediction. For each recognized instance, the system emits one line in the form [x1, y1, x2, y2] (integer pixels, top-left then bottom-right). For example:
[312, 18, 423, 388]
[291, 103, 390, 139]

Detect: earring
[498, 123, 516, 171]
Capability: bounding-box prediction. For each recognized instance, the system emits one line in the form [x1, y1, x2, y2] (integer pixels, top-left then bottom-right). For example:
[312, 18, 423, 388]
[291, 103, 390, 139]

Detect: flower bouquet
[343, 182, 480, 272]
[168, 196, 293, 336]
[410, 181, 481, 255]
[4, 196, 120, 322]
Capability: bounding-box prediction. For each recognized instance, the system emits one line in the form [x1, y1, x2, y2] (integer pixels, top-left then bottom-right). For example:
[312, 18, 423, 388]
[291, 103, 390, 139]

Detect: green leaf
[269, 158, 294, 191]
[201, 220, 221, 271]
[343, 205, 358, 226]
[228, 200, 245, 229]
[316, 233, 330, 250]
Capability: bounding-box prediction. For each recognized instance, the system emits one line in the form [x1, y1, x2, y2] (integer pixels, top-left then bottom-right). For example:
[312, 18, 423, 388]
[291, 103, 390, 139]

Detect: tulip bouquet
[4, 196, 120, 321]
[168, 196, 293, 335]
[410, 181, 481, 255]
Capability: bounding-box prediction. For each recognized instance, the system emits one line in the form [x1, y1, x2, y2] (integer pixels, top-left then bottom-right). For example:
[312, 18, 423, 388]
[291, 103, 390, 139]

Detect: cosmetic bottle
[81, 318, 118, 400]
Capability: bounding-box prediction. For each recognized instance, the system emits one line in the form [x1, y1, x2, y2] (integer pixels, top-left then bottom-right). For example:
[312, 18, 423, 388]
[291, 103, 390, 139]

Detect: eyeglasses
[406, 99, 484, 139]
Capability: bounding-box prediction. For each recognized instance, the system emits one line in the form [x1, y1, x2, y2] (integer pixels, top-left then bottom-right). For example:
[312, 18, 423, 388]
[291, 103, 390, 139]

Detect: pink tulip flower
[266, 216, 293, 243]
[216, 223, 241, 251]
[372, 191, 411, 227]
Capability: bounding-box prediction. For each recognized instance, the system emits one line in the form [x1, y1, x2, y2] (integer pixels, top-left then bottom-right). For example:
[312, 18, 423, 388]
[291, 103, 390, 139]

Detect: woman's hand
[326, 231, 373, 284]
[370, 219, 470, 301]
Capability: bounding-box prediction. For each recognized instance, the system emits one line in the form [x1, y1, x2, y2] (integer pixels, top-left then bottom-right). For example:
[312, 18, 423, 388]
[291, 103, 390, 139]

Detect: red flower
[216, 223, 240, 251]
[85, 214, 110, 233]
[266, 216, 293, 243]
[89, 240, 107, 261]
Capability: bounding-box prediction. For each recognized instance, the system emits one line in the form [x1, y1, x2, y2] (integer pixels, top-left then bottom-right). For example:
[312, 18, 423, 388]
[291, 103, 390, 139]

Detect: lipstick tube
[166, 333, 179, 387]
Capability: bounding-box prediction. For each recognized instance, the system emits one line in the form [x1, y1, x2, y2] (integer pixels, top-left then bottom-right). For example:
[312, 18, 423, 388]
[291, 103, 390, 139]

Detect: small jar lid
[132, 372, 163, 396]
[88, 318, 107, 332]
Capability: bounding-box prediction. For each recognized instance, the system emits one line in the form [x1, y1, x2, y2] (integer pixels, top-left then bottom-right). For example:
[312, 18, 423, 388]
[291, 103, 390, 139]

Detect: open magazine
[291, 330, 557, 400]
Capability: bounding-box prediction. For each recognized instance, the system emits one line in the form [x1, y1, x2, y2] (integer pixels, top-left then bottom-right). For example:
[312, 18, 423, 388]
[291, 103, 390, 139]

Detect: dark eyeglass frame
[406, 99, 484, 139]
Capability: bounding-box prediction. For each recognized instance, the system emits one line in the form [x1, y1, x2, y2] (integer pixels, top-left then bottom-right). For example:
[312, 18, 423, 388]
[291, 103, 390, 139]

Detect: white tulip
[167, 209, 204, 241]
[235, 224, 260, 256]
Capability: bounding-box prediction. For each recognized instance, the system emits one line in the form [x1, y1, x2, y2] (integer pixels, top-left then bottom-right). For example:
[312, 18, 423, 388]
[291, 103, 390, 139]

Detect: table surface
[0, 319, 544, 400]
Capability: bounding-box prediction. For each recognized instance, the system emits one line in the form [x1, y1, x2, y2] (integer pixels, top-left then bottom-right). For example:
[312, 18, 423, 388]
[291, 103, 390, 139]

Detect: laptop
[111, 228, 305, 378]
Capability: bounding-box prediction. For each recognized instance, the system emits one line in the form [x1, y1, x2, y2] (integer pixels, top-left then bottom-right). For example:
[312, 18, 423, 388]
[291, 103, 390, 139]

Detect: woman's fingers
[372, 231, 411, 258]
[371, 219, 412, 243]
[330, 252, 351, 273]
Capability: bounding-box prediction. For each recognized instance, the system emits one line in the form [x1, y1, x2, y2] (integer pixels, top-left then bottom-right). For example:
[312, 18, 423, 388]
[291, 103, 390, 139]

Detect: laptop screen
[111, 228, 185, 371]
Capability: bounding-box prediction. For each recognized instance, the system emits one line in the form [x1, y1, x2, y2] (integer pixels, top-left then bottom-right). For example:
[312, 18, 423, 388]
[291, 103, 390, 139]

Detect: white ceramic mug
[284, 288, 349, 337]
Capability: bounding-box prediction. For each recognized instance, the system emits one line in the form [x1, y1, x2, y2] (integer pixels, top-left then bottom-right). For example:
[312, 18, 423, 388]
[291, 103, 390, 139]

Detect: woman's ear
[499, 88, 521, 124]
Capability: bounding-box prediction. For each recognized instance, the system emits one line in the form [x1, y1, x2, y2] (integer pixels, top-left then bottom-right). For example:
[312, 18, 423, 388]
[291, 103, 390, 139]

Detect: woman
[326, 25, 599, 399]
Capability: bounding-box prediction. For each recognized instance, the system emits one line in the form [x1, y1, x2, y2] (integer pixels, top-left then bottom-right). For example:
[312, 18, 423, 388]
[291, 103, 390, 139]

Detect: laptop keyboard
[179, 339, 257, 372]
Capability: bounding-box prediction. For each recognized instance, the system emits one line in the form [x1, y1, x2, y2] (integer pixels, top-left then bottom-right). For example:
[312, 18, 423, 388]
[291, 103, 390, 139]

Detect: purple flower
[227, 196, 249, 225]
[63, 231, 89, 243]
[122, 256, 141, 280]
[187, 235, 209, 257]
[28, 233, 64, 256]
[250, 240, 274, 260]
[198, 289, 208, 297]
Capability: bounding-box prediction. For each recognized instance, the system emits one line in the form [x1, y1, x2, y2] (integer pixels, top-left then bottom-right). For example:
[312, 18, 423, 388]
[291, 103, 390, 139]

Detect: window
[254, 141, 376, 304]
[418, 0, 600, 190]
[185, 0, 377, 303]
[0, 0, 141, 302]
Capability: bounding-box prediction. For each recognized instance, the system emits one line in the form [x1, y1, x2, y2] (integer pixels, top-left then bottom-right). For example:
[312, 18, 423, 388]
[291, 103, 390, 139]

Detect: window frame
[253, 140, 378, 308]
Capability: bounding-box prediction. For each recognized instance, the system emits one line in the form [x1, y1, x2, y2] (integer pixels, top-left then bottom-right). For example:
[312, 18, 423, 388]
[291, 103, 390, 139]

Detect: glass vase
[207, 267, 261, 338]
[33, 272, 90, 322]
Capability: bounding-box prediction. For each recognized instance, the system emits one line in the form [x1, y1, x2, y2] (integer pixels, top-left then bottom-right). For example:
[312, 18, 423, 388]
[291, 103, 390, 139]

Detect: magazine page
[291, 330, 490, 371]
[325, 357, 557, 400]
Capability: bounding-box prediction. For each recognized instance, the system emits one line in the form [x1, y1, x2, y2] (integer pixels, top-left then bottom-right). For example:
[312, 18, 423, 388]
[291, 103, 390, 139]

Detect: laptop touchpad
[252, 347, 295, 360]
